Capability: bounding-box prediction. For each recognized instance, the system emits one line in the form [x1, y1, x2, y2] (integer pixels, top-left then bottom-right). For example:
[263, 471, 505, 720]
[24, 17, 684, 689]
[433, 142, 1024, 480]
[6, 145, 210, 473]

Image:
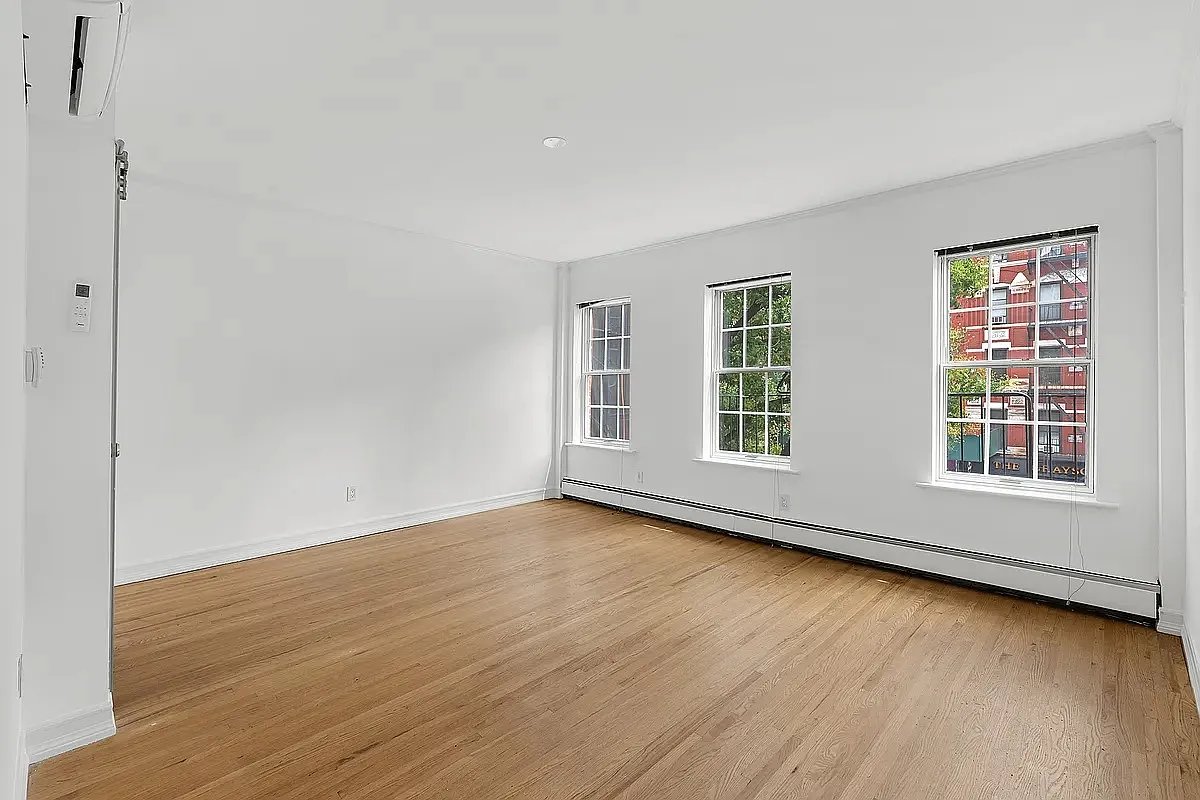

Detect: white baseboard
[1183, 625, 1200, 714]
[25, 695, 116, 764]
[14, 728, 28, 800]
[1158, 608, 1185, 636]
[116, 489, 547, 585]
[1183, 625, 1200, 713]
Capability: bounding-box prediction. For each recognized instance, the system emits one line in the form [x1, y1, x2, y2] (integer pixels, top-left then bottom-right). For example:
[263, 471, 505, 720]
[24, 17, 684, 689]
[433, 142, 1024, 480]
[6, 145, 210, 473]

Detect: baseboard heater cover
[560, 478, 1158, 622]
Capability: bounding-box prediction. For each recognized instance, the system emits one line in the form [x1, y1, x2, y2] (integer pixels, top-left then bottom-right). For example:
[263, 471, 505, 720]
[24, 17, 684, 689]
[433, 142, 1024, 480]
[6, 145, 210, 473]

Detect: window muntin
[941, 236, 1092, 490]
[712, 277, 791, 460]
[581, 300, 630, 443]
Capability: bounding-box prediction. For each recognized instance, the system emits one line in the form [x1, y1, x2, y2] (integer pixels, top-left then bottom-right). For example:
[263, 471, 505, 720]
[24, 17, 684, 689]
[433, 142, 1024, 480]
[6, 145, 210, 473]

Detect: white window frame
[577, 298, 631, 447]
[936, 233, 1095, 494]
[705, 275, 792, 465]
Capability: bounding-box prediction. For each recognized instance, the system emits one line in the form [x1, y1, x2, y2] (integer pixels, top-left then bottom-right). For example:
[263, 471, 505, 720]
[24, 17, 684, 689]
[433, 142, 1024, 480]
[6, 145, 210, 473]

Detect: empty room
[5, 1, 1200, 798]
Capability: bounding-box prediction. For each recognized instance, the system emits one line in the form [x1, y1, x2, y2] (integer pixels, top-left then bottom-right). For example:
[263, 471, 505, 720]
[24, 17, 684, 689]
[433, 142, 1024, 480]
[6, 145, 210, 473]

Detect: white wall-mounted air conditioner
[67, 0, 132, 118]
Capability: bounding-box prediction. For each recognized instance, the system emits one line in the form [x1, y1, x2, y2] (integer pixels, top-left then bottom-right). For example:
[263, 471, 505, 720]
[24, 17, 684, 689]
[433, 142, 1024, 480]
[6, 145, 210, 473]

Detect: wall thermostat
[72, 283, 92, 332]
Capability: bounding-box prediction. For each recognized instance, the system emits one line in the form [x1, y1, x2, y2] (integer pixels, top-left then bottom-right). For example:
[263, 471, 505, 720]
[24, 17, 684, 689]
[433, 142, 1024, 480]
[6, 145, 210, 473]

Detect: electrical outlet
[345, 485, 357, 502]
[779, 493, 791, 511]
[636, 470, 644, 484]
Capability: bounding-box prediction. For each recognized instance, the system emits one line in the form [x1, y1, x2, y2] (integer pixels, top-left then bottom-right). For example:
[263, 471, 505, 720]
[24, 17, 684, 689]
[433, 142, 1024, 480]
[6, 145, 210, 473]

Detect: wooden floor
[30, 500, 1200, 799]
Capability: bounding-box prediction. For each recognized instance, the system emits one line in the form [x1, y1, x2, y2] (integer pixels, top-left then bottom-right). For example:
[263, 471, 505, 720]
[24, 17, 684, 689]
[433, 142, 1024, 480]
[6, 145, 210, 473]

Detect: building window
[580, 300, 630, 443]
[710, 276, 791, 460]
[942, 233, 1092, 489]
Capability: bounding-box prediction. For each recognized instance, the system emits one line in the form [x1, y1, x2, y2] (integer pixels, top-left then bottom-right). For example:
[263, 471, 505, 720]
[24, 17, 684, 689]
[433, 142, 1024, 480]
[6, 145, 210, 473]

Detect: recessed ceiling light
[542, 136, 567, 149]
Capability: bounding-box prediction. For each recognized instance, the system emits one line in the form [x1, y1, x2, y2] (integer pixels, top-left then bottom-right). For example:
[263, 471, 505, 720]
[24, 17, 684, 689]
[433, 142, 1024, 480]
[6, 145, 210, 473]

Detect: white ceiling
[119, 0, 1191, 262]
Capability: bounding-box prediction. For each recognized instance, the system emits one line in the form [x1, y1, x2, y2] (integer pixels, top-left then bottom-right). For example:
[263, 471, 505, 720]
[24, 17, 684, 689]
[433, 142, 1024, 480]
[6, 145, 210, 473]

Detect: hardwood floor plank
[27, 500, 1200, 800]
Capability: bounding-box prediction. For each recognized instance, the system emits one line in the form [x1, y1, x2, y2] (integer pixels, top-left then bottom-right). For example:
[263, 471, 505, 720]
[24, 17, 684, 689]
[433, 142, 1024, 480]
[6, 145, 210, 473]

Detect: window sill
[566, 441, 637, 454]
[915, 480, 1118, 508]
[694, 457, 797, 473]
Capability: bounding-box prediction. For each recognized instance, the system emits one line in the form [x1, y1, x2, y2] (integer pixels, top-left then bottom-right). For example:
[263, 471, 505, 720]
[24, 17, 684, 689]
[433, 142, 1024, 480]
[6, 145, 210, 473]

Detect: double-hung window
[580, 299, 631, 444]
[710, 276, 791, 461]
[940, 231, 1093, 490]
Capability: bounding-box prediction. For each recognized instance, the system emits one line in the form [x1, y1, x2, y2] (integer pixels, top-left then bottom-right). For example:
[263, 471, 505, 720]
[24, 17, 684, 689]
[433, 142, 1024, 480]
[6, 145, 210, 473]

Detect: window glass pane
[618, 374, 630, 406]
[601, 374, 619, 405]
[770, 325, 790, 367]
[980, 311, 1035, 362]
[622, 336, 631, 369]
[742, 413, 765, 454]
[606, 305, 624, 336]
[622, 303, 631, 335]
[590, 307, 605, 338]
[718, 373, 740, 411]
[1040, 424, 1086, 484]
[722, 290, 744, 329]
[1037, 240, 1089, 296]
[946, 422, 984, 475]
[617, 409, 629, 441]
[999, 251, 1036, 295]
[771, 283, 791, 324]
[987, 423, 1033, 478]
[590, 341, 605, 371]
[745, 328, 769, 368]
[945, 367, 986, 419]
[588, 375, 601, 405]
[1038, 318, 1088, 358]
[718, 414, 740, 452]
[722, 330, 744, 368]
[742, 372, 766, 412]
[746, 286, 770, 326]
[588, 409, 601, 439]
[601, 407, 618, 439]
[948, 255, 989, 310]
[947, 309, 993, 362]
[768, 415, 790, 457]
[767, 370, 790, 413]
[606, 338, 622, 370]
[1038, 365, 1087, 423]
[990, 367, 1029, 422]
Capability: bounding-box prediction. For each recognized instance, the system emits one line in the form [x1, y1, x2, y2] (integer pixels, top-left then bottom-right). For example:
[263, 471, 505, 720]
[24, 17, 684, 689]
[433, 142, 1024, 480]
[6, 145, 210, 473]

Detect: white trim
[1183, 625, 1200, 716]
[693, 456, 795, 473]
[116, 489, 547, 585]
[1158, 607, 1185, 636]
[916, 480, 1117, 508]
[546, 262, 571, 499]
[1150, 125, 1188, 619]
[25, 695, 116, 764]
[14, 729, 28, 800]
[566, 441, 636, 454]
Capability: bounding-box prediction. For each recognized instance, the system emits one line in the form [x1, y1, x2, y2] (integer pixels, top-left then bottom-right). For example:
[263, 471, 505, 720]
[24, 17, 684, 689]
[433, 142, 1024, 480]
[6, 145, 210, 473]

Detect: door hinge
[111, 442, 120, 458]
[115, 140, 129, 201]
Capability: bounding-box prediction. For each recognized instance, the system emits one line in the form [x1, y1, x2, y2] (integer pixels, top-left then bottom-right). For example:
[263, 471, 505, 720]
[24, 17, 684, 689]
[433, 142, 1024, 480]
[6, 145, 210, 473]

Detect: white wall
[564, 138, 1163, 615]
[1182, 39, 1200, 693]
[0, 0, 26, 795]
[22, 110, 118, 737]
[113, 176, 556, 578]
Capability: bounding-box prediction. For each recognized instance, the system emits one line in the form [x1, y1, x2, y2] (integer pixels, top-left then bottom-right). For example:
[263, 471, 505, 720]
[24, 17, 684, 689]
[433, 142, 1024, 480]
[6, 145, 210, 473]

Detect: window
[941, 233, 1092, 489]
[1039, 282, 1061, 321]
[710, 276, 791, 460]
[580, 300, 630, 443]
[990, 287, 1008, 323]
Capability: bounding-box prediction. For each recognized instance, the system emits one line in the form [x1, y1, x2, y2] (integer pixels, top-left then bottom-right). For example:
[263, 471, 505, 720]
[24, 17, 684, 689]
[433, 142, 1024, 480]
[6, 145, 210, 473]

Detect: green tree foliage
[949, 256, 988, 309]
